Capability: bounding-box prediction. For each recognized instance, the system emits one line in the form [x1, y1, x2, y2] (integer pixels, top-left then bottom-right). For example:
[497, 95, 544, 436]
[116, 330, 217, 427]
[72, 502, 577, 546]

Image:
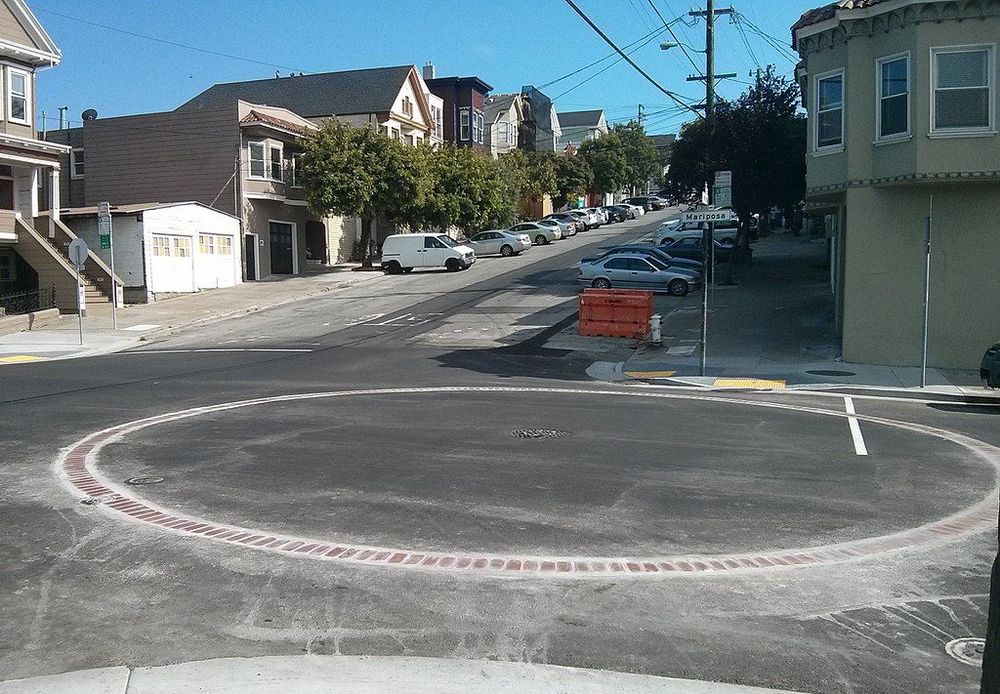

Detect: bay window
[932, 46, 994, 134]
[877, 54, 909, 140]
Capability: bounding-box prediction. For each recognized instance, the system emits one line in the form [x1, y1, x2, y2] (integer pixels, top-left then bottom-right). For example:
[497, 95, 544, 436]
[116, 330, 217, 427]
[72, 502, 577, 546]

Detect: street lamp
[660, 41, 705, 53]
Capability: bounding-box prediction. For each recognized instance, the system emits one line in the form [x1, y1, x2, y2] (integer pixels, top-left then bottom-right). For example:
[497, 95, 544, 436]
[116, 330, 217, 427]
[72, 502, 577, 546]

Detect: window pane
[10, 96, 25, 121]
[270, 147, 282, 180]
[818, 76, 842, 109]
[880, 93, 908, 136]
[937, 51, 988, 89]
[881, 58, 907, 97]
[10, 72, 25, 96]
[935, 88, 990, 128]
[817, 107, 843, 146]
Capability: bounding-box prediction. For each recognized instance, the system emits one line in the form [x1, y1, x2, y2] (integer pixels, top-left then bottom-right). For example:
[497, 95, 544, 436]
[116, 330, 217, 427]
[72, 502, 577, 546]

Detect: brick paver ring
[56, 386, 1000, 578]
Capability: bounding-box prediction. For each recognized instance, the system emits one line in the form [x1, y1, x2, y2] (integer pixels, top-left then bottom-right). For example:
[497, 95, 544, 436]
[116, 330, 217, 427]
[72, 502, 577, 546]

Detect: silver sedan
[466, 230, 532, 257]
[510, 222, 561, 245]
[577, 253, 702, 296]
[538, 218, 576, 237]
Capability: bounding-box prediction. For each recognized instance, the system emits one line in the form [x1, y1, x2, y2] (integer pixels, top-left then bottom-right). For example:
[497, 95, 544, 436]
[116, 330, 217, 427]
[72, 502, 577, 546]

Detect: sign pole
[98, 202, 117, 330]
[920, 195, 933, 388]
[67, 237, 90, 347]
[75, 264, 84, 346]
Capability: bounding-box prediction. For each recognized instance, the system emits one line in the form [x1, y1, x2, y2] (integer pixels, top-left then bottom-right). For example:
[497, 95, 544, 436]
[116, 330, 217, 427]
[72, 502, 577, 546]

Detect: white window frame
[930, 44, 996, 138]
[70, 148, 84, 179]
[290, 153, 302, 188]
[248, 141, 267, 179]
[498, 121, 509, 144]
[269, 142, 284, 182]
[460, 108, 470, 141]
[875, 52, 910, 143]
[152, 235, 171, 257]
[7, 67, 29, 126]
[813, 68, 845, 154]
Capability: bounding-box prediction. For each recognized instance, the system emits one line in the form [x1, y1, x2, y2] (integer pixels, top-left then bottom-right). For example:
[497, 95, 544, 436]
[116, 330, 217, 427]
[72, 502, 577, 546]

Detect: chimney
[58, 106, 68, 130]
[423, 62, 435, 80]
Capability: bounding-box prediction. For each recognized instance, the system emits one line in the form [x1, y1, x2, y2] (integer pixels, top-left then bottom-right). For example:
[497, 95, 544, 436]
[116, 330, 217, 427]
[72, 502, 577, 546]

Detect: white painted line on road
[123, 324, 160, 331]
[133, 348, 314, 354]
[844, 396, 869, 456]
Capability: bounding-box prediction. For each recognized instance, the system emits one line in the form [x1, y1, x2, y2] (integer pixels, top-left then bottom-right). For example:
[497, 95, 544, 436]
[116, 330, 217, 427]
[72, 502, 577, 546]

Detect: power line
[563, 0, 702, 118]
[551, 31, 662, 101]
[537, 26, 663, 90]
[733, 12, 799, 64]
[731, 15, 761, 70]
[36, 7, 313, 73]
[646, 0, 704, 76]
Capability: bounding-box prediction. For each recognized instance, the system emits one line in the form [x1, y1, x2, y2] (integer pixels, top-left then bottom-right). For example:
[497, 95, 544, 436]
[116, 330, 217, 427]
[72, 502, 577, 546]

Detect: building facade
[558, 109, 608, 149]
[483, 93, 525, 157]
[794, 0, 1000, 369]
[424, 66, 493, 151]
[520, 86, 561, 151]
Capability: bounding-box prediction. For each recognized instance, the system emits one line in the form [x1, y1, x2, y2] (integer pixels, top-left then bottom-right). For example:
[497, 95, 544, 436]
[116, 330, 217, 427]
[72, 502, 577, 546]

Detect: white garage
[61, 202, 241, 303]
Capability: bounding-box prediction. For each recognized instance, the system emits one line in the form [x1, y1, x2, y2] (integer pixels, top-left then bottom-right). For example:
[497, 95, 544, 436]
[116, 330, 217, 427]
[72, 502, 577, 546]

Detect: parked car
[510, 221, 560, 245]
[654, 219, 739, 245]
[582, 243, 703, 273]
[585, 207, 608, 225]
[602, 206, 628, 223]
[544, 213, 583, 233]
[538, 218, 575, 238]
[610, 204, 638, 220]
[465, 229, 532, 257]
[620, 202, 645, 217]
[381, 233, 476, 273]
[566, 210, 595, 230]
[659, 237, 734, 264]
[577, 253, 701, 296]
[622, 196, 662, 211]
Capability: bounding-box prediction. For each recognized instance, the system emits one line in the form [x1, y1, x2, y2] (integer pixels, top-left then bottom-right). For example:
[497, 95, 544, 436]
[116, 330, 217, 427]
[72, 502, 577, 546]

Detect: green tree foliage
[578, 132, 627, 195]
[300, 119, 429, 266]
[612, 121, 659, 193]
[523, 151, 558, 200]
[553, 153, 593, 208]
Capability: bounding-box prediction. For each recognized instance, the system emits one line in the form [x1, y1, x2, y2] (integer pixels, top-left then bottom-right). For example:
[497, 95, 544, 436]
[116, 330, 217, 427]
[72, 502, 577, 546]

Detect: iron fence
[0, 286, 55, 316]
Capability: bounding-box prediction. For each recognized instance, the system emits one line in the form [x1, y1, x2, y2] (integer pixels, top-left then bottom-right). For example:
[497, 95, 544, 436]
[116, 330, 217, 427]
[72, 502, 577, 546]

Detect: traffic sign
[714, 170, 732, 187]
[68, 238, 89, 268]
[713, 185, 732, 208]
[682, 208, 736, 223]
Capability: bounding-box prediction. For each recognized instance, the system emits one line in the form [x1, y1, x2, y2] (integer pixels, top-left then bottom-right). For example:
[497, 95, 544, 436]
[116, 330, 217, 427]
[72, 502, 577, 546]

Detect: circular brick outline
[57, 386, 1000, 578]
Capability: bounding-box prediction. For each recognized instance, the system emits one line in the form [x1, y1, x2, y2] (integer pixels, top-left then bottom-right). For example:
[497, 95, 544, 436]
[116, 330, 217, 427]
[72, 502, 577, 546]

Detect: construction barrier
[578, 289, 654, 339]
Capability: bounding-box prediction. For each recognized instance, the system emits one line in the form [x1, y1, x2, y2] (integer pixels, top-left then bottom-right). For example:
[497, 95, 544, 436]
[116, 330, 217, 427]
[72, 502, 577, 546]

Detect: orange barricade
[578, 289, 653, 339]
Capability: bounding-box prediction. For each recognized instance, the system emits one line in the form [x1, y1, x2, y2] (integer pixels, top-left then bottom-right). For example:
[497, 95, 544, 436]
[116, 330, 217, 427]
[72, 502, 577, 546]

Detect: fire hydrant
[649, 313, 662, 348]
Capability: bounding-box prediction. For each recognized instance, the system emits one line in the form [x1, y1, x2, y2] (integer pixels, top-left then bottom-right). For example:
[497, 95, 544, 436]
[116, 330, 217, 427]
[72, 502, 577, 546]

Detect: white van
[380, 233, 476, 274]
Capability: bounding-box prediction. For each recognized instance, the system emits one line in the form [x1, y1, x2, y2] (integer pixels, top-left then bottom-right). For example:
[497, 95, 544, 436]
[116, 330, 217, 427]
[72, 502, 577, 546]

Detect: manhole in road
[946, 637, 985, 666]
[124, 476, 164, 486]
[806, 369, 857, 377]
[510, 428, 571, 440]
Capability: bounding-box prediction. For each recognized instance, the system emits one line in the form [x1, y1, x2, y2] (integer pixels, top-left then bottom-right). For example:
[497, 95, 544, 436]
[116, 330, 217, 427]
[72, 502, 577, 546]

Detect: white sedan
[465, 229, 532, 257]
[510, 222, 561, 245]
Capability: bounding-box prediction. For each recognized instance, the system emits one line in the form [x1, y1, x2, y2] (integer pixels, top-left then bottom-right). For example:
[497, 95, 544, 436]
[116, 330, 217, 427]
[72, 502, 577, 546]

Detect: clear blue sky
[31, 0, 821, 135]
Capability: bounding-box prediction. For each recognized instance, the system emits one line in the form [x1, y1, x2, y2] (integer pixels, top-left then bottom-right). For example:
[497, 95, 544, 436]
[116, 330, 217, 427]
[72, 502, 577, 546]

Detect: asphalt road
[2, 209, 998, 694]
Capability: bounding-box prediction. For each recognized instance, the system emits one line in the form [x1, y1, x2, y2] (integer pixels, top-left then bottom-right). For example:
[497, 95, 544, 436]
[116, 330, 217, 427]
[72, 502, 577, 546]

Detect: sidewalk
[0, 655, 809, 694]
[0, 264, 385, 363]
[574, 233, 994, 398]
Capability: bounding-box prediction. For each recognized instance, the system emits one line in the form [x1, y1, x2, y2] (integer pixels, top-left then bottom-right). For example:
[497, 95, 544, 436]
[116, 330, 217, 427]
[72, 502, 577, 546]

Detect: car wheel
[660, 237, 675, 245]
[384, 260, 402, 275]
[402, 267, 413, 273]
[668, 279, 689, 297]
[535, 235, 547, 245]
[592, 277, 612, 290]
[500, 244, 514, 257]
[445, 258, 460, 272]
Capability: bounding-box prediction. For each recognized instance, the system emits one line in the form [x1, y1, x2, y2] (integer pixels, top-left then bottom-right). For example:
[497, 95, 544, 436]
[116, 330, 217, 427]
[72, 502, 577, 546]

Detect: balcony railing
[0, 285, 55, 316]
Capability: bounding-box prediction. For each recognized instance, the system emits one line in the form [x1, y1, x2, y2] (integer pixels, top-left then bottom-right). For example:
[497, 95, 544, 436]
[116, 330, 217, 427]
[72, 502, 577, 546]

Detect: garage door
[195, 233, 237, 289]
[150, 234, 195, 294]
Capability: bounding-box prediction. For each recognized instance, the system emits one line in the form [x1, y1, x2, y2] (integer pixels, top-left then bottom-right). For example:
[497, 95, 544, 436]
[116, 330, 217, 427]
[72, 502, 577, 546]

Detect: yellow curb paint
[624, 370, 677, 378]
[713, 378, 786, 389]
[0, 355, 46, 363]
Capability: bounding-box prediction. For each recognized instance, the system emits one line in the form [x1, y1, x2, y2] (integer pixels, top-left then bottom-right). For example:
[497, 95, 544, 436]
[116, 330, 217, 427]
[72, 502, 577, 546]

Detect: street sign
[68, 238, 89, 268]
[682, 208, 736, 223]
[97, 201, 112, 249]
[714, 170, 732, 187]
[713, 170, 732, 208]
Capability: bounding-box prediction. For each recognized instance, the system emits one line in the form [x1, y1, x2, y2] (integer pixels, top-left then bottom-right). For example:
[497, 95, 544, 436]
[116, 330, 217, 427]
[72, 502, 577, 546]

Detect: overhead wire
[536, 26, 664, 90]
[551, 30, 662, 101]
[645, 0, 704, 76]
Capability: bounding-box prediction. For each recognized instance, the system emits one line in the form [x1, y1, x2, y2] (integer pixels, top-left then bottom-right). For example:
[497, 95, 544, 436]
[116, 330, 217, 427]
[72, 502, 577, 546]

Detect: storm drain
[510, 429, 571, 440]
[806, 369, 857, 377]
[124, 476, 164, 486]
[946, 637, 985, 666]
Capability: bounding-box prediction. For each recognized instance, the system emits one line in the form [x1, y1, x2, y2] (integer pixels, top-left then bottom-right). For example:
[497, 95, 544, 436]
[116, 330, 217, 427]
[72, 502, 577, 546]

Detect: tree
[300, 119, 429, 267]
[578, 132, 627, 196]
[552, 153, 593, 208]
[415, 144, 515, 233]
[523, 150, 558, 200]
[612, 121, 659, 194]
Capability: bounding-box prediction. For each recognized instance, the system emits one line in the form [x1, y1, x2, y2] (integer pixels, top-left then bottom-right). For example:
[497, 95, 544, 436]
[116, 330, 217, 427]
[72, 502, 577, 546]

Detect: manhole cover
[510, 429, 570, 440]
[806, 369, 857, 377]
[124, 476, 164, 486]
[946, 637, 985, 666]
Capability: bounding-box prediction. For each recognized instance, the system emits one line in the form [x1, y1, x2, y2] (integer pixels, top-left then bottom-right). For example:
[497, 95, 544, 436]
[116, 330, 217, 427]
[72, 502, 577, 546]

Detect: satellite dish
[82, 109, 98, 121]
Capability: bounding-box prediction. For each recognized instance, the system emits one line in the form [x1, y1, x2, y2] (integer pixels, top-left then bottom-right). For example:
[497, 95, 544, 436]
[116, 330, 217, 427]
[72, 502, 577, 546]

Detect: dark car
[660, 237, 734, 264]
[610, 204, 637, 220]
[583, 244, 702, 273]
[622, 196, 664, 211]
[602, 206, 627, 223]
[982, 343, 1000, 388]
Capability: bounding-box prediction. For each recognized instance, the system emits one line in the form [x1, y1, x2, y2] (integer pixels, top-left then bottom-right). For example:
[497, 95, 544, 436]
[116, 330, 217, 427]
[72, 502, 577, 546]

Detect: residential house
[423, 64, 493, 151]
[483, 93, 526, 157]
[0, 0, 125, 316]
[520, 86, 561, 151]
[793, 0, 1000, 369]
[48, 101, 335, 282]
[177, 65, 444, 249]
[558, 109, 608, 149]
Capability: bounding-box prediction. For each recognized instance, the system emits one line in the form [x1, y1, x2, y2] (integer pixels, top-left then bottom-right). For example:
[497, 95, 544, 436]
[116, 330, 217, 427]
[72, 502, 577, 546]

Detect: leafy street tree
[299, 119, 429, 267]
[415, 144, 515, 233]
[553, 153, 594, 208]
[612, 121, 659, 194]
[523, 150, 558, 201]
[578, 132, 627, 196]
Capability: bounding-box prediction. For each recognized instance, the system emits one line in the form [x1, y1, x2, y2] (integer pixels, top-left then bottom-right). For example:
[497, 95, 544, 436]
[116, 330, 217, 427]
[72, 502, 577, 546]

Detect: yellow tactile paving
[624, 370, 677, 379]
[0, 355, 46, 363]
[713, 378, 786, 389]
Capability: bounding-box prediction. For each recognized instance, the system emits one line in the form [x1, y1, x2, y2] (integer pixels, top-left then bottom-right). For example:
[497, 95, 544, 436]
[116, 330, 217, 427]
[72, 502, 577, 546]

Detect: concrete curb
[0, 656, 810, 693]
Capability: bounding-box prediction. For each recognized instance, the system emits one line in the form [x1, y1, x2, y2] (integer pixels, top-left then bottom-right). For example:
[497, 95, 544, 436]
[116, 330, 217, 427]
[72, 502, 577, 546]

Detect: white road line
[134, 348, 313, 354]
[844, 396, 869, 456]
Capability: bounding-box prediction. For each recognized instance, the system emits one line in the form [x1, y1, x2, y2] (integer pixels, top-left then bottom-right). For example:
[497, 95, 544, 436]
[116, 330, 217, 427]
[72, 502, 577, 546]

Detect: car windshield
[436, 235, 459, 247]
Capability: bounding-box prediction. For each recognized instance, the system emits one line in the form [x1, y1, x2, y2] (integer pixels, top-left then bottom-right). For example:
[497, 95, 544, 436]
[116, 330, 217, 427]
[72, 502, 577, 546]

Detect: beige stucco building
[794, 0, 1000, 369]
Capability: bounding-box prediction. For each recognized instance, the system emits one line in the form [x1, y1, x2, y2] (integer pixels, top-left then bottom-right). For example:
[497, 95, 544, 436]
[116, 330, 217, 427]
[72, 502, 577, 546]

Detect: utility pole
[638, 103, 645, 125]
